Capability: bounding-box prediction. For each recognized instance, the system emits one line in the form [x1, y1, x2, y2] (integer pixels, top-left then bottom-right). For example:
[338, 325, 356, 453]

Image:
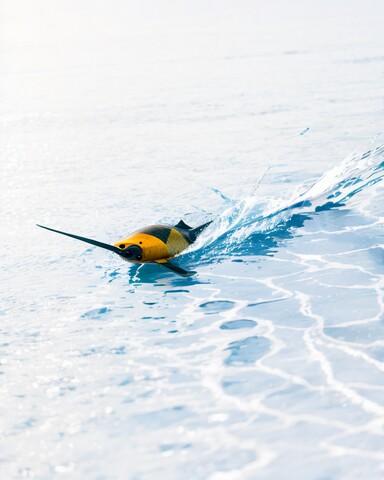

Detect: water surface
[1, 1, 384, 479]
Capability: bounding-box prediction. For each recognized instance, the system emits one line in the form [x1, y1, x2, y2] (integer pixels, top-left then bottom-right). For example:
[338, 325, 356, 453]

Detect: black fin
[189, 221, 213, 241]
[174, 219, 192, 230]
[154, 261, 196, 277]
[36, 224, 122, 254]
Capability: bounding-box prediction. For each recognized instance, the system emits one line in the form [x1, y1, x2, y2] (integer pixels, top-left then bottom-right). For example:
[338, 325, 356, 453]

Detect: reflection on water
[1, 1, 384, 478]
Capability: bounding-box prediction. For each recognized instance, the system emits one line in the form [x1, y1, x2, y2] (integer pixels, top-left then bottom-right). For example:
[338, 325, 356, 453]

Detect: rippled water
[1, 1, 384, 479]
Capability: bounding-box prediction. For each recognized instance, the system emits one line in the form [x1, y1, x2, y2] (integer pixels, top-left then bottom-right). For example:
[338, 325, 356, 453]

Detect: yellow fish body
[37, 220, 211, 276]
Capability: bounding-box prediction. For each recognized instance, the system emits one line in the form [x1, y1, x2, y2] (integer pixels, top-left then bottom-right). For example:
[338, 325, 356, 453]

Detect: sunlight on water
[1, 1, 384, 479]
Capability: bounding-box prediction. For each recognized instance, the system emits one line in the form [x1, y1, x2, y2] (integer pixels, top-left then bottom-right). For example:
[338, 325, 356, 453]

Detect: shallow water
[1, 1, 384, 479]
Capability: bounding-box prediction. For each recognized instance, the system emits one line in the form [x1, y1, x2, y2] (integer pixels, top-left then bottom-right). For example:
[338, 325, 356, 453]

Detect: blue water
[1, 1, 384, 479]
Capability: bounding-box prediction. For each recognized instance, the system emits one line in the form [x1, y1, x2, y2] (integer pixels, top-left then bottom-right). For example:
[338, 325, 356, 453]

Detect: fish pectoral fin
[154, 260, 196, 277]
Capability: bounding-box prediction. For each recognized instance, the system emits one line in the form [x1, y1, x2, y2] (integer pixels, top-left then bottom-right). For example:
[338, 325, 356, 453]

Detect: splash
[184, 145, 384, 264]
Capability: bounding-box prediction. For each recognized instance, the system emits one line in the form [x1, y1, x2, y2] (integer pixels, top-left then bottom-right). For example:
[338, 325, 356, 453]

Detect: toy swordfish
[37, 220, 212, 276]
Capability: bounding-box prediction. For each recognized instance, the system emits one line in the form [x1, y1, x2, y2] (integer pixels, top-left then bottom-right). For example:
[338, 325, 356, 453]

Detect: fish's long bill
[36, 224, 122, 254]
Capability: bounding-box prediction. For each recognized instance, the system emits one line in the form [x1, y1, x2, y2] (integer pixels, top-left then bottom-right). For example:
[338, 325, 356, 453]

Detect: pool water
[0, 1, 383, 479]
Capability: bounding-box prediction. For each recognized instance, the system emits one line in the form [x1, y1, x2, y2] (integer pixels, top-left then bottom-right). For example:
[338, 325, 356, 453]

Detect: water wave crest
[184, 145, 384, 264]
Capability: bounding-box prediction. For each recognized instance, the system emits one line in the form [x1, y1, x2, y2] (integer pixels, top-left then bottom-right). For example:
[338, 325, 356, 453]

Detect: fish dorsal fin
[174, 219, 192, 230]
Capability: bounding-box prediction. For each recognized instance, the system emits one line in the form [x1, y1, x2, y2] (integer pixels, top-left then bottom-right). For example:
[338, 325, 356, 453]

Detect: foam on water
[183, 145, 384, 265]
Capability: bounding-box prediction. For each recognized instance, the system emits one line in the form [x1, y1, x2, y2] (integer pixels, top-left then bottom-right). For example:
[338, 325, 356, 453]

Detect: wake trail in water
[184, 145, 384, 263]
